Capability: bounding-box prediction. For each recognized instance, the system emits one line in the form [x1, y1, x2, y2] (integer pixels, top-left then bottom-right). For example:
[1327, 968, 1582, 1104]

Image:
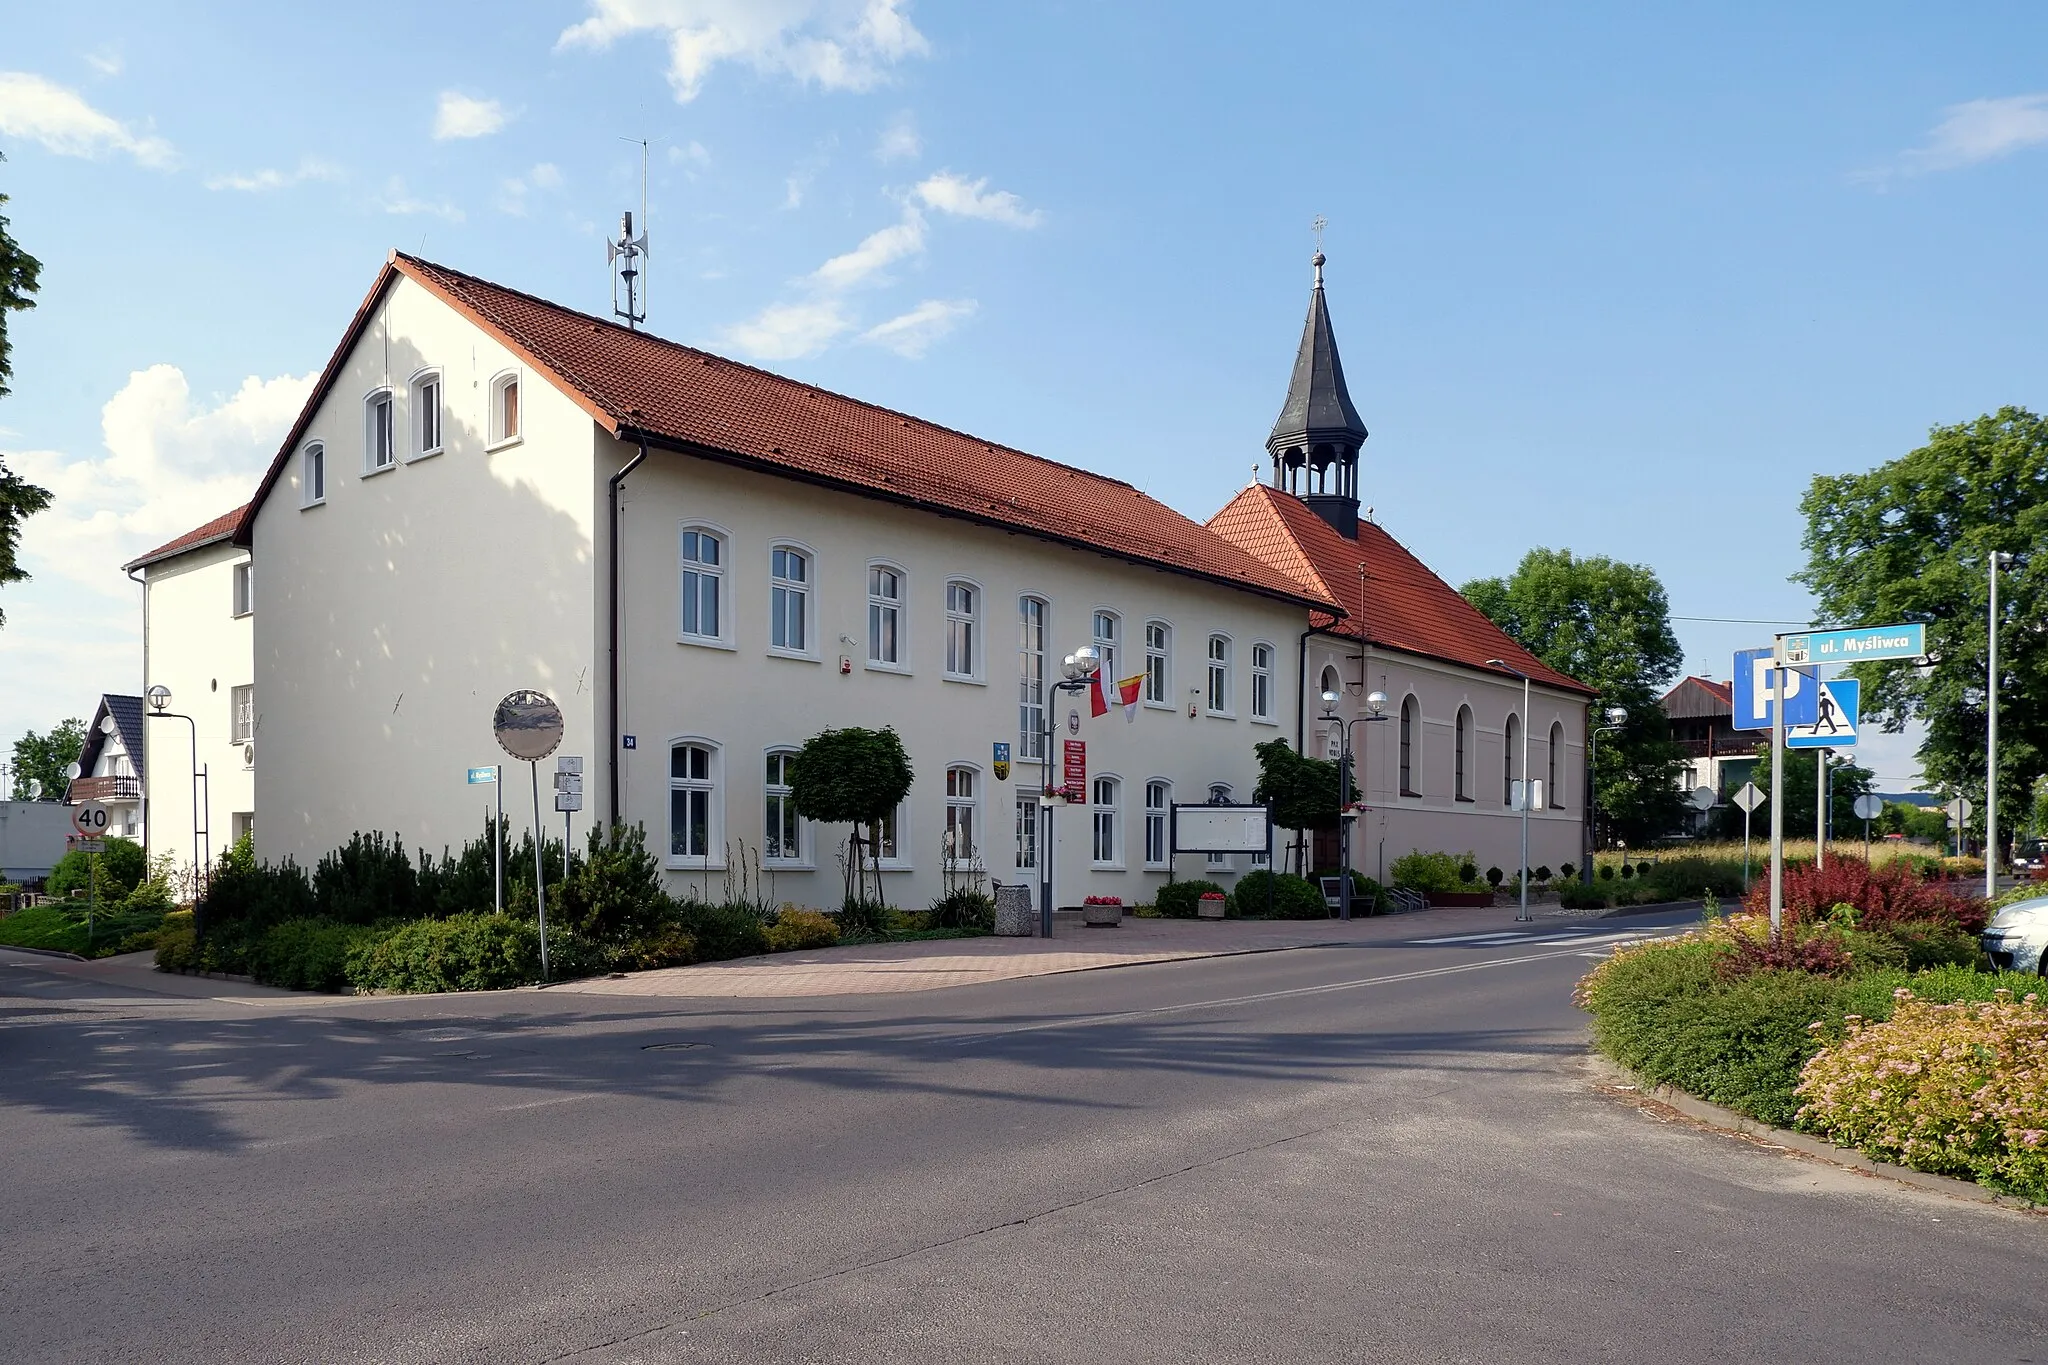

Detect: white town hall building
[204, 249, 1588, 907]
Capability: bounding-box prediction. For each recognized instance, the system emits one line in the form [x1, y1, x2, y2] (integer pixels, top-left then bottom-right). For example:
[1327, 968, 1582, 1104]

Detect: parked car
[2012, 839, 2048, 879]
[1981, 897, 2048, 976]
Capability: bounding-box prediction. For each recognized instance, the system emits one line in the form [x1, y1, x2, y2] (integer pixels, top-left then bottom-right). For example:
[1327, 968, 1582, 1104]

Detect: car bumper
[1980, 931, 2047, 975]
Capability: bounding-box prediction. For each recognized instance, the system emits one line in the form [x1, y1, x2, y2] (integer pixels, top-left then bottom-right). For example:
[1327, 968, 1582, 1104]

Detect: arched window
[410, 369, 444, 459]
[1250, 642, 1275, 721]
[301, 442, 325, 506]
[1019, 596, 1048, 758]
[1091, 775, 1122, 867]
[946, 765, 979, 863]
[669, 740, 721, 863]
[1206, 634, 1232, 715]
[1144, 621, 1172, 704]
[1144, 779, 1171, 868]
[1399, 696, 1418, 796]
[867, 563, 904, 667]
[1455, 705, 1473, 801]
[1319, 665, 1341, 702]
[770, 545, 810, 653]
[679, 527, 724, 642]
[488, 370, 521, 447]
[1504, 712, 1521, 806]
[1092, 610, 1120, 684]
[1549, 720, 1566, 808]
[763, 749, 805, 865]
[945, 580, 980, 679]
[364, 389, 395, 472]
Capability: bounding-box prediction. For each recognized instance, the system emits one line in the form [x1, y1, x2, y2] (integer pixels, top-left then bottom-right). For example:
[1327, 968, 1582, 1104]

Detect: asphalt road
[3, 912, 2043, 1364]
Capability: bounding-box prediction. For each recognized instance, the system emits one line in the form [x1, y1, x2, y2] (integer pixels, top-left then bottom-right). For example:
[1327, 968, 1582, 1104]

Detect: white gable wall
[141, 540, 254, 880]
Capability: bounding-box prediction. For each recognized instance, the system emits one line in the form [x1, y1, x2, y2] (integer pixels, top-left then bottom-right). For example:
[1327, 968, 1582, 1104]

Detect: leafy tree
[47, 836, 147, 901]
[10, 717, 84, 798]
[1463, 548, 1688, 843]
[1709, 744, 1874, 841]
[789, 726, 914, 906]
[0, 155, 50, 628]
[1797, 407, 2048, 857]
[1251, 737, 1350, 834]
[1876, 800, 1947, 843]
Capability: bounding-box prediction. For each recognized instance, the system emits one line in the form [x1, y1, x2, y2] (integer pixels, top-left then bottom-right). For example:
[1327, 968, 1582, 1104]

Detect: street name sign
[1780, 623, 1925, 666]
[1732, 648, 1817, 731]
[1786, 678, 1860, 749]
[466, 766, 497, 785]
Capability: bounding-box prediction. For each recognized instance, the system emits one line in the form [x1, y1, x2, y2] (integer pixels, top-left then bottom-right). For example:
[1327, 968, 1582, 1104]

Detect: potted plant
[1083, 894, 1122, 927]
[1197, 891, 1227, 920]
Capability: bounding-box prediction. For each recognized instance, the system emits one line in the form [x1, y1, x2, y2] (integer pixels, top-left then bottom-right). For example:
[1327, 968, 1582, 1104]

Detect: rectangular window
[1019, 597, 1047, 760]
[875, 803, 902, 863]
[1144, 781, 1170, 868]
[1015, 795, 1039, 870]
[232, 562, 253, 618]
[1091, 776, 1120, 866]
[366, 392, 394, 470]
[231, 685, 255, 743]
[680, 529, 722, 640]
[1144, 622, 1170, 704]
[946, 581, 978, 678]
[230, 811, 254, 844]
[1207, 635, 1232, 714]
[868, 566, 903, 666]
[302, 444, 325, 505]
[1092, 611, 1119, 686]
[764, 751, 801, 862]
[415, 374, 442, 456]
[670, 742, 715, 859]
[771, 547, 809, 652]
[491, 374, 521, 445]
[945, 766, 977, 862]
[1251, 643, 1273, 721]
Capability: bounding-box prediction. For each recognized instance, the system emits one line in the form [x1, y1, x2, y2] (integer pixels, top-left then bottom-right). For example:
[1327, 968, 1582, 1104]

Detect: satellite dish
[1689, 786, 1716, 811]
[64, 762, 82, 781]
[26, 778, 42, 800]
[100, 714, 118, 736]
[493, 690, 564, 762]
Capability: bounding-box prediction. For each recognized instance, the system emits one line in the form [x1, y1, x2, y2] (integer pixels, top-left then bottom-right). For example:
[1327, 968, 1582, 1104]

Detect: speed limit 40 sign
[71, 800, 111, 838]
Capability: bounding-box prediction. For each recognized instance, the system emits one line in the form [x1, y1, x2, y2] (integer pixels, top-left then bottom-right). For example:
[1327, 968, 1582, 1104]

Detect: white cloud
[433, 91, 509, 140]
[861, 297, 974, 358]
[379, 176, 464, 222]
[668, 140, 712, 169]
[0, 70, 174, 167]
[811, 209, 925, 290]
[718, 298, 854, 360]
[496, 162, 565, 216]
[204, 157, 342, 193]
[558, 0, 930, 103]
[913, 170, 1041, 227]
[83, 50, 122, 78]
[2, 364, 313, 742]
[875, 110, 920, 162]
[1861, 93, 2048, 183]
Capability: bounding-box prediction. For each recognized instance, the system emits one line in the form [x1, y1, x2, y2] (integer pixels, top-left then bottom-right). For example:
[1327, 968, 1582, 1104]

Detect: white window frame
[487, 369, 522, 450]
[409, 369, 444, 461]
[677, 523, 732, 649]
[1091, 610, 1120, 689]
[230, 684, 255, 743]
[1091, 774, 1123, 869]
[944, 578, 983, 683]
[363, 389, 396, 475]
[300, 442, 325, 507]
[1143, 779, 1171, 869]
[768, 542, 815, 659]
[945, 764, 982, 868]
[867, 562, 907, 672]
[667, 738, 725, 869]
[763, 748, 808, 867]
[231, 561, 253, 619]
[1250, 641, 1275, 723]
[1015, 793, 1041, 871]
[1019, 595, 1048, 760]
[1143, 620, 1173, 708]
[1206, 634, 1234, 717]
[873, 798, 912, 869]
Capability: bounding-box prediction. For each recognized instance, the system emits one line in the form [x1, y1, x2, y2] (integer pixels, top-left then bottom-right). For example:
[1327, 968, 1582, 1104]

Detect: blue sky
[5, 2, 2047, 788]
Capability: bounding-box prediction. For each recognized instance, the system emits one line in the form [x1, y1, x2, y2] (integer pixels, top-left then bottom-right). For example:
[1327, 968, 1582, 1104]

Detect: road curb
[1583, 1053, 2043, 1211]
[0, 944, 89, 962]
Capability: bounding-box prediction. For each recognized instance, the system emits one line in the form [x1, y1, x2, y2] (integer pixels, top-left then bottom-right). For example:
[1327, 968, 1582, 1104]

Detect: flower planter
[1083, 897, 1122, 928]
[1197, 893, 1227, 920]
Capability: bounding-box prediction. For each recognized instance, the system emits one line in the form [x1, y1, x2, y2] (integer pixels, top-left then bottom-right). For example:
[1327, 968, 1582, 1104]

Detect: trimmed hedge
[1231, 870, 1326, 920]
[1154, 879, 1226, 919]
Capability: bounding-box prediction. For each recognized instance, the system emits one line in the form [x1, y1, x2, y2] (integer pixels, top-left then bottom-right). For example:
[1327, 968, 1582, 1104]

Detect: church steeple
[1267, 243, 1367, 538]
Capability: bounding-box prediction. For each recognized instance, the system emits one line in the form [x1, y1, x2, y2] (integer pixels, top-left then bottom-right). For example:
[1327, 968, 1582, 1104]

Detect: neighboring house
[66, 695, 147, 841]
[0, 802, 74, 884]
[123, 506, 258, 881]
[1662, 675, 1758, 831]
[1208, 253, 1594, 881]
[233, 252, 1339, 909]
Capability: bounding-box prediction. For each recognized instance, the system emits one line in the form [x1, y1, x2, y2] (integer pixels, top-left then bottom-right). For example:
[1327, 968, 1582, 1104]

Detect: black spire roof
[1266, 253, 1367, 456]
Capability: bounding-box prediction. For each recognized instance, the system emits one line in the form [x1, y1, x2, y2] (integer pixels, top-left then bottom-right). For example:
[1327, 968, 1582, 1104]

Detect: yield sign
[1786, 678, 1859, 749]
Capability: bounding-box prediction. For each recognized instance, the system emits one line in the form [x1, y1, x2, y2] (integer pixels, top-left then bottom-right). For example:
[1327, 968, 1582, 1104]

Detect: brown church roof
[1206, 484, 1593, 696]
[1662, 675, 1733, 719]
[125, 504, 249, 571]
[237, 254, 1339, 613]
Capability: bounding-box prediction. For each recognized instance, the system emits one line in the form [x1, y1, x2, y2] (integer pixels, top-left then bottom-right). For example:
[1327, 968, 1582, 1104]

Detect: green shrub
[1600, 863, 1615, 881]
[616, 926, 696, 971]
[1637, 855, 1747, 904]
[555, 821, 668, 946]
[196, 856, 316, 936]
[314, 832, 420, 924]
[346, 913, 548, 993]
[1390, 850, 1488, 894]
[1457, 859, 1478, 885]
[1231, 870, 1326, 920]
[926, 887, 995, 930]
[46, 836, 147, 902]
[153, 909, 198, 971]
[1619, 862, 1635, 880]
[768, 908, 841, 952]
[835, 896, 890, 936]
[247, 918, 366, 992]
[1486, 866, 1504, 887]
[1557, 882, 1608, 911]
[1559, 862, 1576, 881]
[1154, 879, 1226, 919]
[679, 900, 771, 960]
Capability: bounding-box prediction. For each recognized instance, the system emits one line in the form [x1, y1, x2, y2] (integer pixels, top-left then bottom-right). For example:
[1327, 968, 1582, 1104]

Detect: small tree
[789, 727, 914, 907]
[1253, 738, 1352, 873]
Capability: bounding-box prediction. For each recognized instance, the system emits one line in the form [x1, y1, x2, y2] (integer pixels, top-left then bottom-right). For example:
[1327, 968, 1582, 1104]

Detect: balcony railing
[67, 774, 141, 802]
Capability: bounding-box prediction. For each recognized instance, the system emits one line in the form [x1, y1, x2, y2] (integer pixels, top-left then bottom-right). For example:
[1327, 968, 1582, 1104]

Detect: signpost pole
[1816, 747, 1827, 871]
[1769, 645, 1785, 932]
[1988, 553, 2004, 901]
[531, 759, 549, 983]
[1743, 804, 1752, 891]
[494, 765, 503, 915]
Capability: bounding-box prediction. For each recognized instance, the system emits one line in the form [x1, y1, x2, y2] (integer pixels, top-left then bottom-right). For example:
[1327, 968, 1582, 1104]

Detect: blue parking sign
[1731, 648, 1818, 731]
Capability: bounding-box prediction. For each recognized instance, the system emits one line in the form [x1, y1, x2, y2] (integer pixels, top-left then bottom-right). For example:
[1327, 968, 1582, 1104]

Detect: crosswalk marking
[1410, 931, 1538, 945]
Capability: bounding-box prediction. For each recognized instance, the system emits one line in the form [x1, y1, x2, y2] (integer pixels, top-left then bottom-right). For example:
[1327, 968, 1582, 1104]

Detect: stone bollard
[994, 884, 1036, 937]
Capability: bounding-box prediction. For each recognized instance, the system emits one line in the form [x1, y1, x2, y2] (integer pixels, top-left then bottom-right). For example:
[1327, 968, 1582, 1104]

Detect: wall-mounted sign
[992, 741, 1011, 781]
[1063, 739, 1087, 802]
[1067, 709, 1081, 736]
[466, 767, 497, 785]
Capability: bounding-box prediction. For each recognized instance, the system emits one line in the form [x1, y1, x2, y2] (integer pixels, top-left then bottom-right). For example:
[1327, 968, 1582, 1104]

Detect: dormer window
[489, 371, 521, 447]
[364, 390, 395, 472]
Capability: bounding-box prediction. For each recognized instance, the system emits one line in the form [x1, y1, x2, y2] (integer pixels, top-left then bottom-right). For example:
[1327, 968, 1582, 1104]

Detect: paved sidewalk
[554, 899, 1650, 1000]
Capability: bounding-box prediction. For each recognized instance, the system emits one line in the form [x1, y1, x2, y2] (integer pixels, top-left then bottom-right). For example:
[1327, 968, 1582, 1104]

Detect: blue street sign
[466, 766, 497, 785]
[1781, 623, 1925, 666]
[1786, 678, 1860, 749]
[1731, 648, 1818, 731]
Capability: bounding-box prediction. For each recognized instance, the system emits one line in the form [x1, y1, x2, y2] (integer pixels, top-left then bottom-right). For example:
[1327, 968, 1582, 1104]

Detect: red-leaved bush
[1742, 855, 1987, 934]
[1716, 924, 1854, 980]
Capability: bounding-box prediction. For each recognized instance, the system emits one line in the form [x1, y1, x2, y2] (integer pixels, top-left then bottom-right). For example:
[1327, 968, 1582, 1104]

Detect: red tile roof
[1206, 485, 1594, 696]
[124, 504, 249, 571]
[238, 254, 1339, 613]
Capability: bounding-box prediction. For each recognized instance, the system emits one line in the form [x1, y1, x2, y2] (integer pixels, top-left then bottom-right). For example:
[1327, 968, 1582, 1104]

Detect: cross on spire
[1311, 215, 1327, 286]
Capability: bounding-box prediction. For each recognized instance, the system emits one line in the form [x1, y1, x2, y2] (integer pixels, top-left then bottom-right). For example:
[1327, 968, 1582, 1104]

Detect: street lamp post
[1036, 645, 1101, 939]
[1583, 705, 1628, 883]
[1320, 688, 1391, 920]
[1988, 550, 2012, 901]
[145, 685, 207, 892]
[1487, 660, 1535, 922]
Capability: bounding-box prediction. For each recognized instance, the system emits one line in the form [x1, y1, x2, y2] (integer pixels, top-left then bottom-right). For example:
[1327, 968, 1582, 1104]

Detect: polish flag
[1118, 674, 1145, 722]
[1089, 671, 1111, 718]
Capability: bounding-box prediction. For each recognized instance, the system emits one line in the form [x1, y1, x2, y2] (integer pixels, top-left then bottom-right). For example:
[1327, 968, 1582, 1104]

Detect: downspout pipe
[608, 437, 648, 831]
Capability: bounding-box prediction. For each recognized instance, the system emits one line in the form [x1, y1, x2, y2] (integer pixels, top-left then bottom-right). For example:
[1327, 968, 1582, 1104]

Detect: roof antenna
[609, 137, 650, 329]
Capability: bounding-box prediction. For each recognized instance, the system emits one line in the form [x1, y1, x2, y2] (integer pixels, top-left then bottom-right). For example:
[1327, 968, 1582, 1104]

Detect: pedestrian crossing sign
[1786, 678, 1859, 749]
